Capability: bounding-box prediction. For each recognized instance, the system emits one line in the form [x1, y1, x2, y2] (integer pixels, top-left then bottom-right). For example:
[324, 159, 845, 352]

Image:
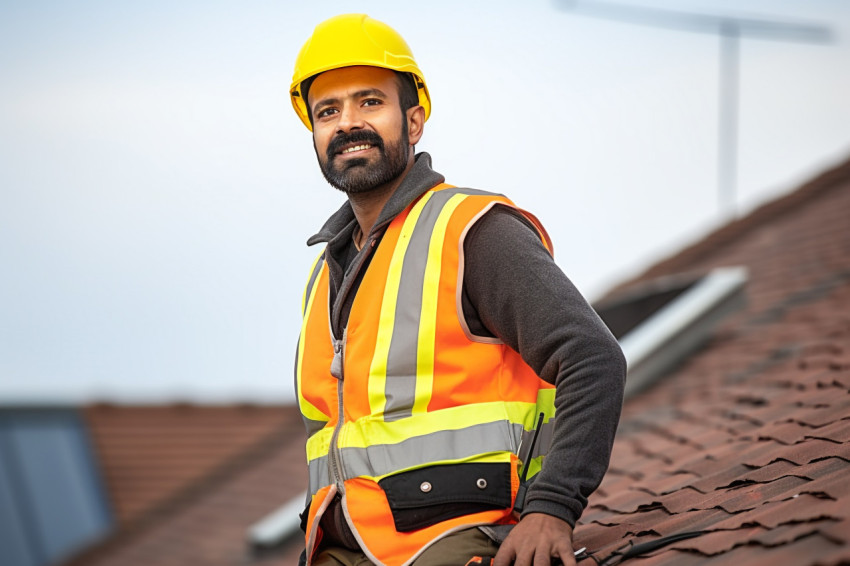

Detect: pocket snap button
[420, 481, 432, 493]
[476, 478, 488, 489]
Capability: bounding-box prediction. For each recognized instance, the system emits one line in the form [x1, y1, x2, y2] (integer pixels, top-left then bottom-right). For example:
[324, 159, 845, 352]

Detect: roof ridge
[58, 411, 302, 566]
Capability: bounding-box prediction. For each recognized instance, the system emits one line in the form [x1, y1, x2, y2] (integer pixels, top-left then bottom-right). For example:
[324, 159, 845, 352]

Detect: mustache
[327, 130, 385, 161]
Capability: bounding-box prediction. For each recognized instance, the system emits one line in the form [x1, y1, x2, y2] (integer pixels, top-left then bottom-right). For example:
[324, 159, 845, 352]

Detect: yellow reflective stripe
[306, 426, 334, 462]
[367, 191, 435, 416]
[536, 387, 556, 419]
[340, 400, 539, 449]
[523, 455, 545, 480]
[297, 250, 330, 424]
[306, 393, 556, 473]
[412, 193, 469, 415]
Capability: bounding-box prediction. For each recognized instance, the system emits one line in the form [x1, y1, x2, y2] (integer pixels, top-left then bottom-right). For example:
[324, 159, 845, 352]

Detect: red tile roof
[83, 405, 297, 525]
[61, 405, 306, 566]
[576, 154, 850, 565]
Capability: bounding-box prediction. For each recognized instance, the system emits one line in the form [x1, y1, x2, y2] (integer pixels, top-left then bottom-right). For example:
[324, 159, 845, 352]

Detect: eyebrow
[312, 88, 389, 114]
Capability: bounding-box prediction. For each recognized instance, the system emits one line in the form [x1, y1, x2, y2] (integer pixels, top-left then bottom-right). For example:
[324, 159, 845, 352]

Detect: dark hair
[395, 72, 420, 114]
[301, 70, 420, 128]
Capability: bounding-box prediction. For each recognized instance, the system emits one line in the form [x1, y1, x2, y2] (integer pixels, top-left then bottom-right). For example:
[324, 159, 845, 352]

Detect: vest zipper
[328, 327, 368, 554]
[328, 331, 347, 492]
[325, 236, 379, 554]
[327, 232, 380, 489]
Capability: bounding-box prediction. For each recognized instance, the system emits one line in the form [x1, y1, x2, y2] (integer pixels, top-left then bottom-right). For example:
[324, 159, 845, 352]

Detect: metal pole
[560, 2, 831, 219]
[718, 21, 739, 217]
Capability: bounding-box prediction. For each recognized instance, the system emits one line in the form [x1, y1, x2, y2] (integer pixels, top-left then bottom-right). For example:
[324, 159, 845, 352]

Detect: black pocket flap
[378, 462, 512, 532]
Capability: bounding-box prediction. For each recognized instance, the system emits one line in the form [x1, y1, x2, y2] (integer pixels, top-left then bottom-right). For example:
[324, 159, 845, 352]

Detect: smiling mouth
[340, 144, 373, 155]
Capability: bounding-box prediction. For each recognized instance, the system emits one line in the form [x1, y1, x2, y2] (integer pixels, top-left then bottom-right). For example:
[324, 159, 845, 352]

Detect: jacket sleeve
[461, 206, 627, 527]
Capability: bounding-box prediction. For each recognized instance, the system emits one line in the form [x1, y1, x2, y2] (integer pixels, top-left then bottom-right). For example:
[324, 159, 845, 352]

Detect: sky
[1, 0, 849, 404]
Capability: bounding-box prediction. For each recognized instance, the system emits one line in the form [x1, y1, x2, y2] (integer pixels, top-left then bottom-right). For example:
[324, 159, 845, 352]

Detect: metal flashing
[616, 267, 749, 397]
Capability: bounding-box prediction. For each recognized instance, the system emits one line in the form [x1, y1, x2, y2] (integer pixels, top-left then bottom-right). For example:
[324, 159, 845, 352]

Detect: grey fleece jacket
[306, 153, 626, 539]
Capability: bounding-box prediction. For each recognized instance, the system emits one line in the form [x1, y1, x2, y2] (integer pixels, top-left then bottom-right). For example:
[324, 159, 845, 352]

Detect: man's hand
[493, 513, 576, 566]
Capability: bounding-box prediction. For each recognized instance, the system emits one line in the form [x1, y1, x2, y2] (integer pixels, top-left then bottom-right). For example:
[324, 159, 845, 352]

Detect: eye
[362, 98, 383, 107]
[315, 107, 337, 119]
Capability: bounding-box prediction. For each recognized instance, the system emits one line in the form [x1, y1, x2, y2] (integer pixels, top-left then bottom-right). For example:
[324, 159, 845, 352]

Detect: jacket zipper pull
[330, 338, 343, 380]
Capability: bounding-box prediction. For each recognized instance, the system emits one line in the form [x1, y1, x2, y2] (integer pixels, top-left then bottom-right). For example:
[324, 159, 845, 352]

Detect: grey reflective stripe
[306, 418, 548, 493]
[447, 188, 505, 198]
[308, 455, 331, 496]
[340, 419, 523, 480]
[519, 419, 554, 462]
[383, 188, 503, 421]
[383, 190, 458, 420]
[303, 251, 325, 317]
[303, 414, 327, 440]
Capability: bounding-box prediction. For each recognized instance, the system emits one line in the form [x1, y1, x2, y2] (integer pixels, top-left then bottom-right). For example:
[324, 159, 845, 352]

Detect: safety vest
[296, 185, 557, 566]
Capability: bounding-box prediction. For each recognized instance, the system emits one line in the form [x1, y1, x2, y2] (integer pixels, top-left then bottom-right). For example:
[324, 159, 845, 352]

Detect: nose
[336, 101, 364, 134]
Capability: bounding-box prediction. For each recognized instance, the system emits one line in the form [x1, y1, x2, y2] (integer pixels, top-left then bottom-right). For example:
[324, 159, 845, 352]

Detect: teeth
[342, 144, 371, 154]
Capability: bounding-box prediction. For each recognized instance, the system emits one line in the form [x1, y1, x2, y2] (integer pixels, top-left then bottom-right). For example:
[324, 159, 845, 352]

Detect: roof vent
[595, 267, 748, 398]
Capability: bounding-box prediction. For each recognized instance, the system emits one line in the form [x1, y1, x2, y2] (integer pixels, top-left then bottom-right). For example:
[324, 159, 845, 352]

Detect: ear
[406, 105, 426, 146]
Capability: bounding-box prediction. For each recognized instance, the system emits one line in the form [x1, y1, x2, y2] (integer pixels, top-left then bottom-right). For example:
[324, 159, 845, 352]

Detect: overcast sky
[1, 0, 849, 404]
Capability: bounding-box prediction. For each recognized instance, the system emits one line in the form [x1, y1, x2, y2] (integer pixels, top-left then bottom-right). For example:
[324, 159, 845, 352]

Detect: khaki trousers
[312, 527, 499, 566]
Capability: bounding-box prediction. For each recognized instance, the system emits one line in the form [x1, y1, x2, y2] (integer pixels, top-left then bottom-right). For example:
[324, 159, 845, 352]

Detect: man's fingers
[532, 546, 551, 566]
[495, 513, 575, 566]
[554, 547, 578, 566]
[492, 542, 517, 566]
[554, 540, 578, 566]
[496, 542, 573, 566]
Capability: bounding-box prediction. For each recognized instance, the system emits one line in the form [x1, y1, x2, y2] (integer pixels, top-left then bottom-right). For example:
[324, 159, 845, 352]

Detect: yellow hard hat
[290, 14, 431, 131]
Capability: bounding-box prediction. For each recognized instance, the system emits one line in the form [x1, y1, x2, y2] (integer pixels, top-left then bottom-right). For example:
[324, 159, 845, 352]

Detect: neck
[348, 156, 415, 240]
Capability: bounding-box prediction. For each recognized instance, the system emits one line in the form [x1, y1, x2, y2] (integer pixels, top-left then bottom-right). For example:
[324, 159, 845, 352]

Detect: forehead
[307, 66, 399, 106]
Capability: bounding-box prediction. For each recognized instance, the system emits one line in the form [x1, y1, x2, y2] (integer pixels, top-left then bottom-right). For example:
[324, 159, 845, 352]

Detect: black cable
[597, 530, 707, 565]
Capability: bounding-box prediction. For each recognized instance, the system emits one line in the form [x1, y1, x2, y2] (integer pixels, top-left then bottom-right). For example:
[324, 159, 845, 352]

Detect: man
[291, 14, 626, 566]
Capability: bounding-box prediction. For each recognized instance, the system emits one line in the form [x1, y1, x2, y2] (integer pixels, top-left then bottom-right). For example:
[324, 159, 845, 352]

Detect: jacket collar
[306, 152, 446, 246]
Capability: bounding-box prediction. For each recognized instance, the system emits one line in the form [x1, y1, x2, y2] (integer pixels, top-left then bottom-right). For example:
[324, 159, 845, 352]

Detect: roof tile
[700, 533, 845, 566]
[665, 526, 765, 555]
[805, 417, 850, 444]
[636, 471, 702, 497]
[743, 438, 850, 468]
[710, 493, 842, 530]
[647, 508, 732, 537]
[755, 420, 818, 445]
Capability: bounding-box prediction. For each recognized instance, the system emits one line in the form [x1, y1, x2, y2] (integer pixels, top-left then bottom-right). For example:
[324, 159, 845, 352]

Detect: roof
[83, 405, 298, 525]
[60, 405, 306, 566]
[575, 154, 850, 564]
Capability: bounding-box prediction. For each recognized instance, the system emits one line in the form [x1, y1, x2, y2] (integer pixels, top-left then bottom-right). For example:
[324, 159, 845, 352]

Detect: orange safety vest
[296, 185, 557, 566]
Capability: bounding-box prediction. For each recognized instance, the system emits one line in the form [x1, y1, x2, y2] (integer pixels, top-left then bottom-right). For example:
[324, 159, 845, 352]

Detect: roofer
[291, 14, 626, 566]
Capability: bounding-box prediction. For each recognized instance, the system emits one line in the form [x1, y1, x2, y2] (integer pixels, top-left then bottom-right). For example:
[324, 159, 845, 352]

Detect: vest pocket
[378, 462, 512, 532]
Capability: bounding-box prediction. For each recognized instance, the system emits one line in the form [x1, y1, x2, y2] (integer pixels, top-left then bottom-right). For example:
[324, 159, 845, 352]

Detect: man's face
[307, 66, 412, 194]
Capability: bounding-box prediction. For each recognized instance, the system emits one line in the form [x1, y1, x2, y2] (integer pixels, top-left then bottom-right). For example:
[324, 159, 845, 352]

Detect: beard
[316, 123, 410, 195]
